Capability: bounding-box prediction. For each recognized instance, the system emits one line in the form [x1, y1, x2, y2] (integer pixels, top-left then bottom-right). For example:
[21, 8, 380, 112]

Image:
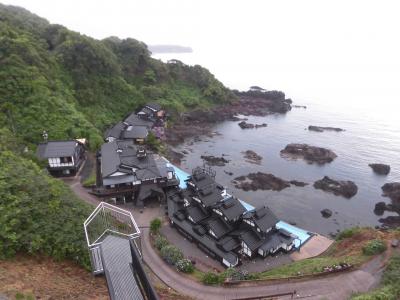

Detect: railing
[84, 202, 141, 248]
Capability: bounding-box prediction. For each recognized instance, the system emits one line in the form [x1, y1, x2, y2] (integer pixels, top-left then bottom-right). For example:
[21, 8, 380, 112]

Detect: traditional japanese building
[95, 140, 179, 207]
[36, 140, 86, 176]
[166, 166, 296, 267]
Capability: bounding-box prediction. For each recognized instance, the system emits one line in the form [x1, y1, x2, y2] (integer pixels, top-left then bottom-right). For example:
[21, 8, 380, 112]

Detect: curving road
[67, 177, 383, 300]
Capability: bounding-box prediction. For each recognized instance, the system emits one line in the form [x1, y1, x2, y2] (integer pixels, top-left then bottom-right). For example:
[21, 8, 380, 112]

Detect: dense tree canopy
[0, 4, 234, 151]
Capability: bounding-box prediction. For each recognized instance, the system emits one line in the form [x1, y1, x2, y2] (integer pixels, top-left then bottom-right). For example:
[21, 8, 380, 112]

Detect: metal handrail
[84, 202, 141, 248]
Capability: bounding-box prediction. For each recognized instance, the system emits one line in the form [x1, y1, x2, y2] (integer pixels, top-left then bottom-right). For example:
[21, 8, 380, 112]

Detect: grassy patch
[258, 255, 366, 280]
[82, 171, 96, 187]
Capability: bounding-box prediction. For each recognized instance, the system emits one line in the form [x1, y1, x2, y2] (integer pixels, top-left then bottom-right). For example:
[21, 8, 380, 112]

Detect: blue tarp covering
[276, 221, 312, 248]
[167, 163, 190, 189]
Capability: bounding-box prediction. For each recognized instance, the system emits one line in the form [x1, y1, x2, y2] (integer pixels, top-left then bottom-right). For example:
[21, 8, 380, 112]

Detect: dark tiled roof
[36, 140, 80, 158]
[104, 122, 125, 139]
[145, 102, 162, 111]
[167, 193, 238, 266]
[122, 126, 148, 139]
[217, 236, 241, 252]
[215, 197, 246, 221]
[140, 107, 154, 116]
[207, 218, 233, 239]
[240, 229, 264, 251]
[124, 113, 154, 128]
[188, 172, 216, 190]
[196, 186, 223, 207]
[101, 140, 161, 181]
[187, 205, 210, 223]
[243, 206, 278, 232]
[259, 229, 295, 252]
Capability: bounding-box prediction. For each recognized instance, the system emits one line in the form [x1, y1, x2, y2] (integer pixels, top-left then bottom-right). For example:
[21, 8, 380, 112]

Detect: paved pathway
[291, 234, 334, 261]
[66, 177, 384, 300]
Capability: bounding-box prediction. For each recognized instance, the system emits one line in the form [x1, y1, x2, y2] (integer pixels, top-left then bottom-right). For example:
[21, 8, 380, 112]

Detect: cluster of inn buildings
[36, 103, 298, 267]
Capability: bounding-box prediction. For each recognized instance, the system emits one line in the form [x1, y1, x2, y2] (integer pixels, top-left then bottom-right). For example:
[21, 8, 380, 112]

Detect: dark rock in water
[289, 180, 309, 187]
[308, 126, 344, 132]
[243, 150, 263, 164]
[379, 216, 400, 228]
[200, 155, 229, 167]
[381, 182, 400, 203]
[238, 121, 254, 129]
[234, 175, 247, 181]
[224, 170, 234, 176]
[280, 143, 337, 164]
[182, 150, 189, 155]
[369, 163, 391, 175]
[374, 202, 387, 216]
[233, 172, 290, 192]
[321, 209, 333, 218]
[238, 121, 267, 129]
[313, 176, 358, 198]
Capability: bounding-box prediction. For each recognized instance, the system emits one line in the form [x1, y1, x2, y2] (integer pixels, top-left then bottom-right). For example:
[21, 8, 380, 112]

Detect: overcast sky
[2, 0, 400, 111]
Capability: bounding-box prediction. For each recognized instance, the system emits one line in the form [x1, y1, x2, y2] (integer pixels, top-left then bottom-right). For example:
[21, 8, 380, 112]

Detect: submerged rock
[308, 126, 344, 132]
[243, 150, 263, 164]
[200, 155, 229, 167]
[321, 209, 333, 218]
[369, 163, 391, 175]
[238, 121, 267, 129]
[280, 143, 337, 164]
[289, 180, 309, 187]
[224, 170, 234, 176]
[233, 172, 290, 192]
[381, 182, 400, 203]
[313, 176, 358, 198]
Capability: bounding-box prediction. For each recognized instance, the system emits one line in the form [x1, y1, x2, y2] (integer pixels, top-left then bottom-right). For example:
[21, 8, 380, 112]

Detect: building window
[242, 242, 252, 257]
[60, 156, 72, 164]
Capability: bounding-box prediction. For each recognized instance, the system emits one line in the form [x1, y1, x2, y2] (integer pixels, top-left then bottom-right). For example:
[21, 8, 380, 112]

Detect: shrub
[150, 218, 162, 235]
[223, 267, 248, 281]
[154, 235, 169, 251]
[176, 258, 194, 273]
[160, 245, 183, 265]
[336, 227, 361, 240]
[201, 271, 222, 285]
[362, 240, 387, 256]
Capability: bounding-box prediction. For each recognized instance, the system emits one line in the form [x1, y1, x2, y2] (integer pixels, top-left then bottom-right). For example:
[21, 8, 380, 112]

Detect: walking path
[291, 234, 334, 261]
[66, 176, 384, 300]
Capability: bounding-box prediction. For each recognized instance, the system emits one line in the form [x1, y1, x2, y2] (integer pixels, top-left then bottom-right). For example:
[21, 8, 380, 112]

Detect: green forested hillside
[0, 4, 234, 150]
[0, 4, 233, 269]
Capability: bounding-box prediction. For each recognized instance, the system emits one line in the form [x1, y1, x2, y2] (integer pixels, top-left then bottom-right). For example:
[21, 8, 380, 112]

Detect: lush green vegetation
[352, 254, 400, 300]
[176, 258, 194, 273]
[160, 245, 184, 265]
[150, 218, 162, 235]
[0, 3, 234, 271]
[362, 239, 387, 256]
[0, 4, 234, 152]
[0, 129, 92, 269]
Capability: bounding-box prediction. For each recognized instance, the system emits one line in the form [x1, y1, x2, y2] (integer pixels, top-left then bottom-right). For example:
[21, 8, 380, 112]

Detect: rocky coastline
[165, 88, 292, 145]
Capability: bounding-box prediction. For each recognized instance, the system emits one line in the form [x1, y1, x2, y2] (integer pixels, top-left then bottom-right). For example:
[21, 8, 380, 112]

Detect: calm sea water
[153, 53, 400, 236]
